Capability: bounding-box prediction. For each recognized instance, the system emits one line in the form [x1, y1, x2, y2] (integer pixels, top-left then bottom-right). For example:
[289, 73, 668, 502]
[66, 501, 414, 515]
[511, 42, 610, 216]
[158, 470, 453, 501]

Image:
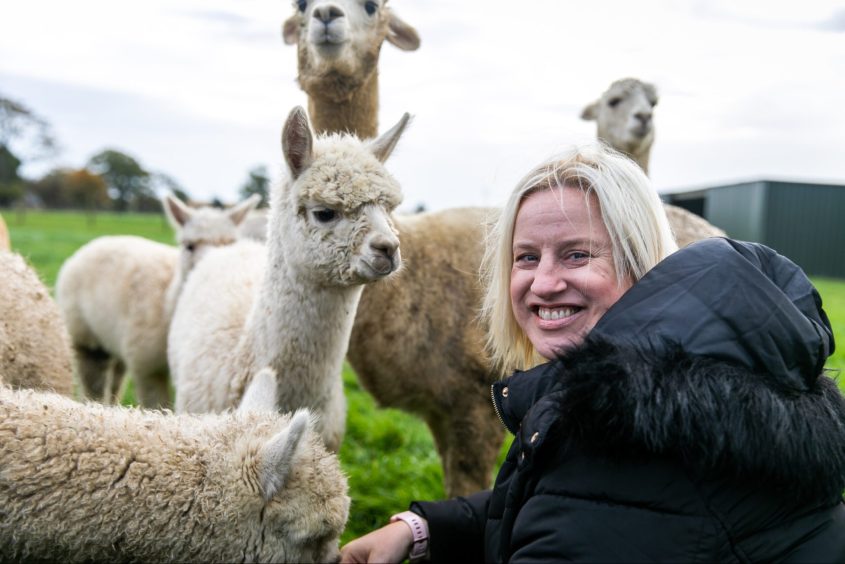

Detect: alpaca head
[581, 78, 659, 170]
[163, 193, 261, 276]
[282, 0, 419, 103]
[273, 105, 408, 286]
[234, 370, 349, 562]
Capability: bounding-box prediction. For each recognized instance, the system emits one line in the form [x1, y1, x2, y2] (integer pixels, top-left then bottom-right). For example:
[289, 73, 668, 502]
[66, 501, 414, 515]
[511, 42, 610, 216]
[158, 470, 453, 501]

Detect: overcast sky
[2, 0, 844, 212]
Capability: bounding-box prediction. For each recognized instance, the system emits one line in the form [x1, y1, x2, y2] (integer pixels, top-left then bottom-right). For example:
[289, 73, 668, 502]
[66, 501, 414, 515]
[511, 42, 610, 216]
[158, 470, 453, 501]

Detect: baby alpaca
[0, 368, 349, 562]
[0, 251, 73, 395]
[169, 106, 408, 452]
[55, 194, 259, 407]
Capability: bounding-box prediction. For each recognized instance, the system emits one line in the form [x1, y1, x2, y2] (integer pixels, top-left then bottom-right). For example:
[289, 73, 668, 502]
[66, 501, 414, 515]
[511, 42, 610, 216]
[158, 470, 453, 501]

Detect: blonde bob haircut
[480, 141, 678, 375]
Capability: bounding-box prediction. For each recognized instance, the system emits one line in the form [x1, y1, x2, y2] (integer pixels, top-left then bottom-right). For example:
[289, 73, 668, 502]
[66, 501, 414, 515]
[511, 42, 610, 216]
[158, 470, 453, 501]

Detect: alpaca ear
[227, 193, 262, 227]
[386, 12, 420, 51]
[162, 192, 193, 229]
[238, 367, 278, 413]
[282, 106, 314, 179]
[580, 101, 599, 121]
[369, 112, 411, 163]
[282, 15, 300, 45]
[258, 410, 311, 501]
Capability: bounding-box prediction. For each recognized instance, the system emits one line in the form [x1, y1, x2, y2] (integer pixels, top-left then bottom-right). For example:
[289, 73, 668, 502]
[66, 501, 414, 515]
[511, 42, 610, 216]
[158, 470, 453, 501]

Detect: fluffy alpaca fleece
[549, 339, 845, 501]
[0, 369, 350, 563]
[168, 106, 407, 452]
[0, 251, 73, 395]
[347, 206, 505, 495]
[0, 213, 9, 251]
[283, 0, 420, 138]
[581, 77, 726, 246]
[55, 194, 259, 408]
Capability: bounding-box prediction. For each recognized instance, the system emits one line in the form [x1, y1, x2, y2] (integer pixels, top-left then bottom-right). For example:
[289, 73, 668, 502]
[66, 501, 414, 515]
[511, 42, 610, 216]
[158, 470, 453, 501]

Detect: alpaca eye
[185, 243, 196, 253]
[364, 1, 378, 15]
[297, 0, 307, 13]
[313, 208, 338, 223]
[607, 97, 622, 108]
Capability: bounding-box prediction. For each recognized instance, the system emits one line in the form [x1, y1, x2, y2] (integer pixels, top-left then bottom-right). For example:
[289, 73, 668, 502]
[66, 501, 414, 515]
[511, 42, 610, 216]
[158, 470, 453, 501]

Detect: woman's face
[510, 186, 632, 359]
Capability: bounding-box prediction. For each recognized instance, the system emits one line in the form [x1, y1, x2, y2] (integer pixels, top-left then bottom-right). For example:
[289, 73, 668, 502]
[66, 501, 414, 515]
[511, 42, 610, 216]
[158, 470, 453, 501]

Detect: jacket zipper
[491, 384, 507, 430]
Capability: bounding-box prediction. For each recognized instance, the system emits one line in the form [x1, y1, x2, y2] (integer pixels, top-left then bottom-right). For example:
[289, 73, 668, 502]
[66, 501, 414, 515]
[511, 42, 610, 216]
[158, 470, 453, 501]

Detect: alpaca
[581, 77, 727, 246]
[282, 0, 420, 138]
[283, 1, 506, 496]
[0, 251, 73, 395]
[0, 213, 9, 251]
[0, 368, 350, 563]
[168, 106, 409, 453]
[55, 193, 259, 408]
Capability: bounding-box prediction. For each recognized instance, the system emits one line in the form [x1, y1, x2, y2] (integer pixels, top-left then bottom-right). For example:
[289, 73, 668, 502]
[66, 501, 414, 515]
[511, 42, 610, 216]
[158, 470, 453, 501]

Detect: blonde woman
[342, 142, 845, 563]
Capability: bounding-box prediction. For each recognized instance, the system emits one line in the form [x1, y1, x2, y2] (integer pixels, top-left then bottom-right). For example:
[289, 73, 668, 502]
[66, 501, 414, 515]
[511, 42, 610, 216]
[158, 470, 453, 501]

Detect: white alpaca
[283, 0, 420, 139]
[581, 77, 727, 246]
[0, 368, 349, 563]
[0, 251, 73, 395]
[284, 1, 506, 497]
[168, 106, 408, 452]
[55, 194, 259, 408]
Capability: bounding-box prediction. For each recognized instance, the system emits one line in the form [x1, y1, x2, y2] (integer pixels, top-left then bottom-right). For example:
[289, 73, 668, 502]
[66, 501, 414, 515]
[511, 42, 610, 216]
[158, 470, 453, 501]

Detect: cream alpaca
[55, 193, 259, 407]
[168, 106, 408, 452]
[582, 77, 726, 246]
[0, 368, 349, 563]
[0, 252, 73, 395]
[283, 0, 506, 496]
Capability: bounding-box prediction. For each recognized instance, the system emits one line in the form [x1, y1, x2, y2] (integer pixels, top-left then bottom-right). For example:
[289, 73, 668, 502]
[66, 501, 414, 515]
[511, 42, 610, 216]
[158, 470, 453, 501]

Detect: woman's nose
[530, 258, 566, 297]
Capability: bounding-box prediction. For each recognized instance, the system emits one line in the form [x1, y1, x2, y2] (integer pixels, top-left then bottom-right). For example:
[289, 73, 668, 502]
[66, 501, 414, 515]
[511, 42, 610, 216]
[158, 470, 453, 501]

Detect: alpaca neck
[633, 149, 650, 176]
[244, 241, 363, 409]
[307, 71, 379, 139]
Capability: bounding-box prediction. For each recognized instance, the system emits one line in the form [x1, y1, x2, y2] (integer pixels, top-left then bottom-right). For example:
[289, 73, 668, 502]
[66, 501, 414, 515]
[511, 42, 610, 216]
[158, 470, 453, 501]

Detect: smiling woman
[339, 141, 845, 564]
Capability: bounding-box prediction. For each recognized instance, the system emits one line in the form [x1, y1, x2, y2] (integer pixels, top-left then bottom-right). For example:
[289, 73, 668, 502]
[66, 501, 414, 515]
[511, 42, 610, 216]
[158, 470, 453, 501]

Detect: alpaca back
[0, 252, 73, 395]
[0, 384, 348, 562]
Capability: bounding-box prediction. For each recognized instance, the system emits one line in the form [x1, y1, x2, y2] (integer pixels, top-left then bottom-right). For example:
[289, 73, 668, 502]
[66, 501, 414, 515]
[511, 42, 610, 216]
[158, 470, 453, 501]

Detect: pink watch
[390, 510, 429, 561]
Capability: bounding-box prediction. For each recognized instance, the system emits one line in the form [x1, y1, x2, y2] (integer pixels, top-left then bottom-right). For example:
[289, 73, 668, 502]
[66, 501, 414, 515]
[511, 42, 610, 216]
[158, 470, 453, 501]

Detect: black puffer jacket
[412, 238, 845, 563]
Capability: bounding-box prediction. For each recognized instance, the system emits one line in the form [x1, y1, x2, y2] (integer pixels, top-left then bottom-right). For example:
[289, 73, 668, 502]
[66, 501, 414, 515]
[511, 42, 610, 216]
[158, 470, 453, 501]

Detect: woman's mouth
[537, 306, 579, 321]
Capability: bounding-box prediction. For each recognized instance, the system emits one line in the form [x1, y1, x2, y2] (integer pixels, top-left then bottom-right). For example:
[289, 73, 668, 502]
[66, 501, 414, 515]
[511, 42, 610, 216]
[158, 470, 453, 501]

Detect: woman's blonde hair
[480, 141, 678, 375]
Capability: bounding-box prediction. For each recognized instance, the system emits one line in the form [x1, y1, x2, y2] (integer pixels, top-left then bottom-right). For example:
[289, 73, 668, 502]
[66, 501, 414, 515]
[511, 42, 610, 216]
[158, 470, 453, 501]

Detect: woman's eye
[515, 253, 538, 264]
[567, 251, 590, 262]
[364, 1, 378, 15]
[297, 0, 307, 13]
[313, 208, 338, 223]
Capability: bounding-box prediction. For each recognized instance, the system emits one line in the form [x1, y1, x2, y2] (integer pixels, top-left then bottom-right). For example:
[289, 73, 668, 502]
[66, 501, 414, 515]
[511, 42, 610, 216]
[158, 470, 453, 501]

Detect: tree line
[0, 93, 270, 212]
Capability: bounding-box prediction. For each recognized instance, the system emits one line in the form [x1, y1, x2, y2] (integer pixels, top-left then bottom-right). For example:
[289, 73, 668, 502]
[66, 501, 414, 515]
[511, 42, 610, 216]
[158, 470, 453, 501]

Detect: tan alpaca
[581, 78, 727, 247]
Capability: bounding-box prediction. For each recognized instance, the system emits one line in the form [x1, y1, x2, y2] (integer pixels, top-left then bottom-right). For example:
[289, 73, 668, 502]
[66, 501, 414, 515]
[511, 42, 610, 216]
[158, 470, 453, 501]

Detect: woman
[341, 143, 845, 563]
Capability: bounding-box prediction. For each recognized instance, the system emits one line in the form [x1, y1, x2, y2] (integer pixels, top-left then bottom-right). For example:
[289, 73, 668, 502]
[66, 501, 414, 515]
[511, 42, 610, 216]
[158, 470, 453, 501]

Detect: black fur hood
[499, 238, 845, 501]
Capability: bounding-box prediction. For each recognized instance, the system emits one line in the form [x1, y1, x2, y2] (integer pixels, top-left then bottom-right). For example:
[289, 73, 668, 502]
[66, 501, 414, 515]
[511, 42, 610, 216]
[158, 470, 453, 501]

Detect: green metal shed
[663, 180, 845, 279]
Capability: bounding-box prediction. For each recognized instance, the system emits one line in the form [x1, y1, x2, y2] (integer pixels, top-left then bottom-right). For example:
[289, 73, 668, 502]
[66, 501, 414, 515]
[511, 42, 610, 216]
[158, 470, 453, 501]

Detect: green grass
[4, 208, 845, 543]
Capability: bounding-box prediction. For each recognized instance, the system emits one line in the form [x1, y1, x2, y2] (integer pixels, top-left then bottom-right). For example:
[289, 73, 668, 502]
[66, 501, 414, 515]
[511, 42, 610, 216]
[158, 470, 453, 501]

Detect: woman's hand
[340, 521, 415, 563]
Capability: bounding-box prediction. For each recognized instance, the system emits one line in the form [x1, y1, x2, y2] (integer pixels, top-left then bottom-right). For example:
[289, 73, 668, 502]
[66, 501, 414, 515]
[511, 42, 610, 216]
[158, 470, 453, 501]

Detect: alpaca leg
[427, 404, 506, 497]
[73, 346, 124, 403]
[131, 367, 172, 409]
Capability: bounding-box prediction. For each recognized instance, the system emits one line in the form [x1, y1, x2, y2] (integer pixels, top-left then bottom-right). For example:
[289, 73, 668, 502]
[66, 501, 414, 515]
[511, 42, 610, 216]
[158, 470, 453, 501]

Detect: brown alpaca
[283, 0, 504, 496]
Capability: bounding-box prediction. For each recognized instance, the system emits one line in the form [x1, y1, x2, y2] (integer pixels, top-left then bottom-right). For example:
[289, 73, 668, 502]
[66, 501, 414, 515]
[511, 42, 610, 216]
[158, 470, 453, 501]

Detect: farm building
[663, 179, 845, 279]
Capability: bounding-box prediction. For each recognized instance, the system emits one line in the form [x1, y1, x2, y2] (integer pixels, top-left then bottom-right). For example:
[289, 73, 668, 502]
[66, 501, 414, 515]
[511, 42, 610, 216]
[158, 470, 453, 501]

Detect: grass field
[3, 209, 844, 543]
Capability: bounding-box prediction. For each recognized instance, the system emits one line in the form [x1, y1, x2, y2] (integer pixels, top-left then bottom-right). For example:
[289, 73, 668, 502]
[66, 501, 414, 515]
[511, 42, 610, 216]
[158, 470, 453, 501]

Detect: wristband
[390, 510, 429, 562]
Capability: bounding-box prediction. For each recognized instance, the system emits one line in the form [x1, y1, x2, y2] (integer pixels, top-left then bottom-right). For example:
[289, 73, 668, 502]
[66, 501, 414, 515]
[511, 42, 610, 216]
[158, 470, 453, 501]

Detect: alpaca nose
[313, 4, 344, 24]
[634, 112, 652, 126]
[367, 234, 399, 275]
